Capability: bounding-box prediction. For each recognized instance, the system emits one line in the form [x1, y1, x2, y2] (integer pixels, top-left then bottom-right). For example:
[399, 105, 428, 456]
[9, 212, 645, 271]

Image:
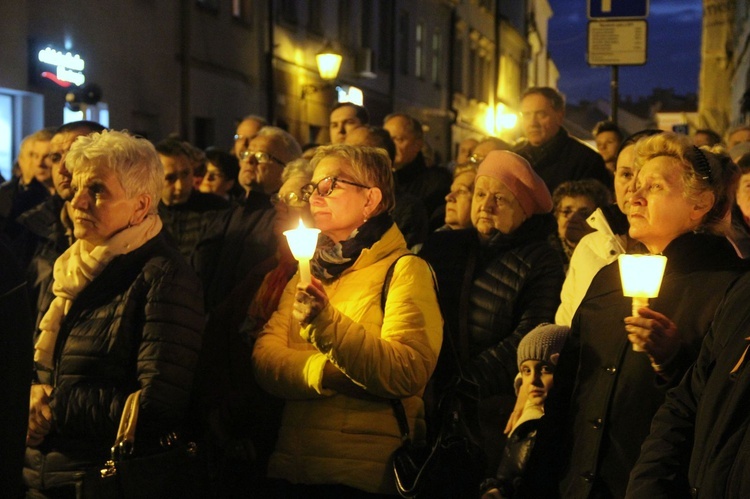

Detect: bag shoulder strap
[112, 389, 141, 459]
[382, 253, 434, 442]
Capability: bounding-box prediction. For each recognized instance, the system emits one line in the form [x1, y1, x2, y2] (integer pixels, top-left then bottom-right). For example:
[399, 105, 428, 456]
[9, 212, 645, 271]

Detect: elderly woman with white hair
[24, 130, 204, 497]
[420, 150, 565, 472]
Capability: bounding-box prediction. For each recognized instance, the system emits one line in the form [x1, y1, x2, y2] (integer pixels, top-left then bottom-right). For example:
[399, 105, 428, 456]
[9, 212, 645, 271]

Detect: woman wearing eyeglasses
[252, 145, 443, 497]
[419, 150, 565, 470]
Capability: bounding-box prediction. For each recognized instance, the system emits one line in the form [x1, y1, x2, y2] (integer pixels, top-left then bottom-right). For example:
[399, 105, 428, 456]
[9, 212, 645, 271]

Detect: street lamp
[302, 42, 343, 98]
[315, 41, 342, 81]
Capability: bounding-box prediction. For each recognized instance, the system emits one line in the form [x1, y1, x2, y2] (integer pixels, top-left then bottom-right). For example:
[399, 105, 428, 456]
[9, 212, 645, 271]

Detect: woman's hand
[27, 384, 54, 447]
[293, 277, 329, 327]
[624, 307, 680, 365]
[481, 488, 504, 499]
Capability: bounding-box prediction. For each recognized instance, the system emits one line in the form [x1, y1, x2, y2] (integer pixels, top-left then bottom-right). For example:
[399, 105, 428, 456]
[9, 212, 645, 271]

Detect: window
[339, 2, 351, 47]
[309, 0, 323, 35]
[431, 29, 441, 85]
[0, 94, 11, 180]
[196, 0, 219, 12]
[378, 1, 394, 71]
[232, 0, 253, 23]
[279, 0, 298, 25]
[415, 23, 425, 78]
[452, 37, 464, 94]
[398, 10, 410, 75]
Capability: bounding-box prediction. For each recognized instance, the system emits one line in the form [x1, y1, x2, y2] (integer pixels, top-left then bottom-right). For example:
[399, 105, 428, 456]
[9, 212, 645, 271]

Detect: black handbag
[382, 255, 486, 498]
[75, 390, 207, 499]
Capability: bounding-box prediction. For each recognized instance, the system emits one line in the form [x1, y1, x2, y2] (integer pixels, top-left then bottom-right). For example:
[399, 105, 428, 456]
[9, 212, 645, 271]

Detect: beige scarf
[34, 214, 163, 370]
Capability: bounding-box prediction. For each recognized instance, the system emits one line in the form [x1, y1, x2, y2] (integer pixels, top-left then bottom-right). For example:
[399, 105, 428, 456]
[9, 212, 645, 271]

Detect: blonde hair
[66, 130, 163, 214]
[310, 144, 395, 215]
[633, 132, 739, 235]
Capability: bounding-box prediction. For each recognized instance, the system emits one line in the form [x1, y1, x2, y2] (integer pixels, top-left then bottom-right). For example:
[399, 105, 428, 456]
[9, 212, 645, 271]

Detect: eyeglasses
[203, 171, 225, 181]
[446, 185, 472, 200]
[239, 150, 285, 166]
[301, 176, 370, 202]
[557, 207, 594, 219]
[468, 153, 485, 165]
[271, 191, 306, 207]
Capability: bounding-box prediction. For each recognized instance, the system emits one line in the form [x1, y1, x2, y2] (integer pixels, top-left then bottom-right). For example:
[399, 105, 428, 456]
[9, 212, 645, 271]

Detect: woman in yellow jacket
[253, 145, 443, 497]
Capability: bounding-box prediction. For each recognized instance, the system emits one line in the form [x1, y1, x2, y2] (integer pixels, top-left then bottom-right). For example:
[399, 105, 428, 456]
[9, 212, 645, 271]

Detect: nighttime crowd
[3, 86, 750, 498]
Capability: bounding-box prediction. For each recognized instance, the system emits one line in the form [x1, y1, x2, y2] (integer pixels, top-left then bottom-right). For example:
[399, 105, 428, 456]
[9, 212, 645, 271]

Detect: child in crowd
[480, 323, 569, 499]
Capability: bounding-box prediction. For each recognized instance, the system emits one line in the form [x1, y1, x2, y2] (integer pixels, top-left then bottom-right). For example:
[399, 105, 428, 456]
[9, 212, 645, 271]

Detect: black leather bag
[391, 376, 485, 498]
[382, 255, 486, 498]
[75, 391, 207, 499]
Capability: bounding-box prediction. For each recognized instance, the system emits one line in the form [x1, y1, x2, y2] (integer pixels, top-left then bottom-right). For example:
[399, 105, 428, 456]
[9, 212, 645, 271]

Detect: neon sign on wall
[38, 47, 86, 87]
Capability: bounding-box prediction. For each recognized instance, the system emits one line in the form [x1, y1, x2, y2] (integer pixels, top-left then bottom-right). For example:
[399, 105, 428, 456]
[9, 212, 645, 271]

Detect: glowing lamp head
[618, 254, 668, 298]
[283, 218, 320, 260]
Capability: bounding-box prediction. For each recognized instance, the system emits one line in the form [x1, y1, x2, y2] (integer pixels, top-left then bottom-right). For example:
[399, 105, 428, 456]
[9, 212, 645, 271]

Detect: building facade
[0, 0, 559, 179]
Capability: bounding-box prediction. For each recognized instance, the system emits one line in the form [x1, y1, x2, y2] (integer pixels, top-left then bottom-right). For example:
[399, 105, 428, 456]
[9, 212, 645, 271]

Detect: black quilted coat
[421, 214, 565, 397]
[23, 230, 204, 491]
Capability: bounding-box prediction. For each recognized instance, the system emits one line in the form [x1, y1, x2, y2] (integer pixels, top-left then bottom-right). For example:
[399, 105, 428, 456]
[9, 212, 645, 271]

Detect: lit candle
[618, 254, 668, 351]
[283, 219, 320, 285]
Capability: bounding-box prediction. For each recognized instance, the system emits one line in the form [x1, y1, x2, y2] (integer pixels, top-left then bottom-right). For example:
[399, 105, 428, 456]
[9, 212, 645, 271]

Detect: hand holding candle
[284, 218, 320, 285]
[618, 254, 667, 351]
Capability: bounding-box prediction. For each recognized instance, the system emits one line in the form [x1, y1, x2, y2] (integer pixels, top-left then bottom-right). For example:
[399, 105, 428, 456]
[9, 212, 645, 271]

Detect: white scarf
[34, 214, 163, 369]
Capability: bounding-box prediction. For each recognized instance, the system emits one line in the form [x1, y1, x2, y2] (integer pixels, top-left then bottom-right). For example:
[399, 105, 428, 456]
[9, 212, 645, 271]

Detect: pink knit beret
[476, 150, 553, 216]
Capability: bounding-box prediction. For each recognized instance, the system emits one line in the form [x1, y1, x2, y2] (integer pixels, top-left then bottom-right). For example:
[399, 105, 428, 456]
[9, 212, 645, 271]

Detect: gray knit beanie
[517, 323, 570, 369]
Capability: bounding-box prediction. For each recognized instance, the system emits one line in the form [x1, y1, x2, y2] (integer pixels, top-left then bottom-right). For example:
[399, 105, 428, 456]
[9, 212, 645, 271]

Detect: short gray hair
[66, 130, 163, 214]
[255, 126, 303, 163]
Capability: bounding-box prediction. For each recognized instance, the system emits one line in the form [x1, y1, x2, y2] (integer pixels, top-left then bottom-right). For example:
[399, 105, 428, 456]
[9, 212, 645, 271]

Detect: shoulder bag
[75, 390, 207, 499]
[382, 254, 486, 498]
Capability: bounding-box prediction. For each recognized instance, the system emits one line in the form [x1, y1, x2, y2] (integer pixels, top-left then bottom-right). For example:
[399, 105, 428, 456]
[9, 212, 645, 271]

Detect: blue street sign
[588, 0, 649, 19]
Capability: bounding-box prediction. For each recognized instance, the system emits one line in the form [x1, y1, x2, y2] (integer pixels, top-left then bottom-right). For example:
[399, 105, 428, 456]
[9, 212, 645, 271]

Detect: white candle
[283, 219, 320, 286]
[618, 254, 668, 351]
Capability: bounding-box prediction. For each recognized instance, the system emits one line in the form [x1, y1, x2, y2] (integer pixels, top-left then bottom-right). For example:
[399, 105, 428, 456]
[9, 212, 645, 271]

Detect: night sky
[547, 0, 703, 104]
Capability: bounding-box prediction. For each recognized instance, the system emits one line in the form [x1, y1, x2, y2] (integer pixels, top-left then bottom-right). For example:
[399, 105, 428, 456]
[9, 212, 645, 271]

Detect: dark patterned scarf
[310, 212, 393, 283]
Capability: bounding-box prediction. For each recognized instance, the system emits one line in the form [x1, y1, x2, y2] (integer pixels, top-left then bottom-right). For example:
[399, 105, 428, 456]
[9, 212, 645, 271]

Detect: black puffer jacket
[421, 214, 565, 396]
[159, 190, 230, 260]
[514, 128, 612, 195]
[24, 230, 205, 491]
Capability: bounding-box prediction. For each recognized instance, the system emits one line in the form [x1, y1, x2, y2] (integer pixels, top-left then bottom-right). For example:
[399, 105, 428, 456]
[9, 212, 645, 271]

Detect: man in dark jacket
[16, 121, 106, 324]
[0, 128, 53, 242]
[514, 87, 612, 195]
[627, 271, 750, 498]
[156, 138, 229, 260]
[384, 113, 451, 230]
[193, 126, 300, 310]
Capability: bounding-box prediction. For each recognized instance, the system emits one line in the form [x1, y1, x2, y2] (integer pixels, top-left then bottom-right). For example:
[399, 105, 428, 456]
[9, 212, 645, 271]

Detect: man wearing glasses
[14, 121, 105, 323]
[233, 115, 268, 160]
[195, 126, 302, 310]
[238, 127, 302, 196]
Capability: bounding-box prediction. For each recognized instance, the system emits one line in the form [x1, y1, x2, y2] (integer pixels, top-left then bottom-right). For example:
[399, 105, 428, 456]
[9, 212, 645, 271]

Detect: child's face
[520, 360, 555, 405]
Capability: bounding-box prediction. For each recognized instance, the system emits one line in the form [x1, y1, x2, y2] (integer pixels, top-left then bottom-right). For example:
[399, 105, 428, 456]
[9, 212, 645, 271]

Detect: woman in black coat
[544, 133, 746, 498]
[627, 271, 750, 498]
[420, 150, 565, 470]
[23, 130, 204, 497]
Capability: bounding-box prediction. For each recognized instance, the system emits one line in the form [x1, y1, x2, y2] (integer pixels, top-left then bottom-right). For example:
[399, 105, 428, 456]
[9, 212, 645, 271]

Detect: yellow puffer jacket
[252, 223, 443, 494]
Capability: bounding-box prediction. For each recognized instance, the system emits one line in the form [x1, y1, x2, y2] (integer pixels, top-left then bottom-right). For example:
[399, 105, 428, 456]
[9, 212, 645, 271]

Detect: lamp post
[618, 254, 668, 351]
